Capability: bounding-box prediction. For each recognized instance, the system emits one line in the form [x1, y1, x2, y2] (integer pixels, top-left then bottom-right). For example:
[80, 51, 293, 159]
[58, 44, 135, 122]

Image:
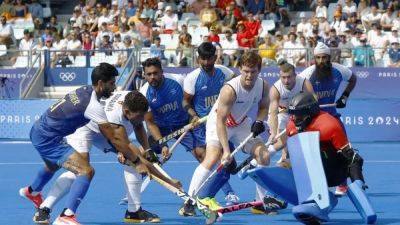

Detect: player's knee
[202, 148, 220, 169]
[193, 148, 206, 162]
[79, 165, 95, 179]
[254, 145, 270, 166]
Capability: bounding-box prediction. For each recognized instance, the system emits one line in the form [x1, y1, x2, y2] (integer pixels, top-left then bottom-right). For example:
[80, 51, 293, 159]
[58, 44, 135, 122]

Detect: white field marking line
[0, 160, 400, 166]
[0, 141, 31, 144]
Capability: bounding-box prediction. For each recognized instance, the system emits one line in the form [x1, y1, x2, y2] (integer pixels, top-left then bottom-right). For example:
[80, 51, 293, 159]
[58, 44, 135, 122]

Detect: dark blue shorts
[30, 123, 74, 167]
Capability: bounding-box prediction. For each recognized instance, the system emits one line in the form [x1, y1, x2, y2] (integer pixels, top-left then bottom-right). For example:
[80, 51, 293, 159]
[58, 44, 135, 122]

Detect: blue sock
[65, 175, 91, 213]
[198, 168, 230, 199]
[31, 167, 55, 192]
[221, 182, 235, 196]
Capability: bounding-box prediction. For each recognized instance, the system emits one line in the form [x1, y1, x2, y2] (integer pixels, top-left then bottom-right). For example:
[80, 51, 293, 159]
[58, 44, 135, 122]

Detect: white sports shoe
[53, 215, 81, 225]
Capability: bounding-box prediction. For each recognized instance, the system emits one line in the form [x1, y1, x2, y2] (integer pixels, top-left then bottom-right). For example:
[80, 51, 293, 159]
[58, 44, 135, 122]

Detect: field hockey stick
[320, 103, 337, 108]
[277, 103, 337, 113]
[157, 116, 207, 145]
[161, 130, 189, 163]
[194, 133, 254, 197]
[217, 200, 263, 215]
[232, 129, 287, 175]
[125, 160, 219, 225]
[141, 118, 207, 193]
[140, 131, 188, 192]
[140, 135, 184, 193]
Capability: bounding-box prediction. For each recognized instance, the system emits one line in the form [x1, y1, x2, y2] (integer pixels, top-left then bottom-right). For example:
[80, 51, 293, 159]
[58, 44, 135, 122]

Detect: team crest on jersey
[170, 88, 177, 95]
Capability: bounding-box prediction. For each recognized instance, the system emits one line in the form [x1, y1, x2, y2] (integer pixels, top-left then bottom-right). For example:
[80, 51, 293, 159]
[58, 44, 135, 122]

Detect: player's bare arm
[183, 92, 200, 123]
[256, 81, 270, 122]
[144, 112, 163, 141]
[303, 79, 315, 94]
[143, 111, 170, 159]
[98, 122, 139, 162]
[345, 74, 357, 95]
[133, 122, 150, 152]
[269, 86, 280, 138]
[216, 85, 236, 161]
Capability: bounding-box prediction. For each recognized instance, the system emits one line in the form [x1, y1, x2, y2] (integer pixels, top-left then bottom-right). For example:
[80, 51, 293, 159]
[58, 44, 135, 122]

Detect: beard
[201, 64, 214, 74]
[315, 61, 333, 80]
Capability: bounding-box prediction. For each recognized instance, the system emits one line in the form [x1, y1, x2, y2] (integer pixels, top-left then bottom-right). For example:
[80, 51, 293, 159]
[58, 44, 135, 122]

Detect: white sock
[255, 164, 267, 202]
[40, 171, 76, 209]
[188, 164, 211, 197]
[255, 184, 266, 201]
[64, 208, 74, 216]
[124, 165, 142, 212]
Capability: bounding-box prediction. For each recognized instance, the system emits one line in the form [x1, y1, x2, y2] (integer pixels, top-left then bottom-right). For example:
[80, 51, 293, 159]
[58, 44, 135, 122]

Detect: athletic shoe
[124, 208, 161, 223]
[119, 196, 128, 205]
[335, 184, 348, 196]
[178, 200, 196, 217]
[250, 205, 278, 215]
[263, 195, 288, 210]
[225, 193, 240, 206]
[19, 186, 43, 208]
[197, 197, 222, 211]
[53, 214, 81, 225]
[33, 207, 51, 224]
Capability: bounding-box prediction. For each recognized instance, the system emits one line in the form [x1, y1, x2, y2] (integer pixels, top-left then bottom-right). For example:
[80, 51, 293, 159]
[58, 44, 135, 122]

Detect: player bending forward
[272, 92, 368, 224]
[24, 89, 180, 225]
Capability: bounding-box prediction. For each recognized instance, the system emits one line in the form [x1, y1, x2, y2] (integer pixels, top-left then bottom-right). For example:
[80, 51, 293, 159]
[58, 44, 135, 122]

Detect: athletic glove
[251, 120, 265, 137]
[144, 149, 160, 163]
[336, 92, 349, 108]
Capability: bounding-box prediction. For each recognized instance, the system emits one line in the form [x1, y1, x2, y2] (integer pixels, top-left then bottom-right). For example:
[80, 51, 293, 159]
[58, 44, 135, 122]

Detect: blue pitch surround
[1, 140, 399, 225]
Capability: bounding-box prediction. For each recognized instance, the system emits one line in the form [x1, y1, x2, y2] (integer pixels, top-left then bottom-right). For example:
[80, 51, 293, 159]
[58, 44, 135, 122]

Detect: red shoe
[335, 184, 348, 196]
[53, 214, 81, 225]
[19, 186, 43, 208]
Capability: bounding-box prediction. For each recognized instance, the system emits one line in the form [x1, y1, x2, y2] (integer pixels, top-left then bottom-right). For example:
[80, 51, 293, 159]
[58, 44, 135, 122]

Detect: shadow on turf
[83, 218, 248, 225]
[368, 193, 400, 197]
[330, 218, 399, 224]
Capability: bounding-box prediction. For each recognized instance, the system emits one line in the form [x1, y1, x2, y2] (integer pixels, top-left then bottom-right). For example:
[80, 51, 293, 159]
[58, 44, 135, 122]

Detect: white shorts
[206, 116, 263, 154]
[66, 126, 112, 154]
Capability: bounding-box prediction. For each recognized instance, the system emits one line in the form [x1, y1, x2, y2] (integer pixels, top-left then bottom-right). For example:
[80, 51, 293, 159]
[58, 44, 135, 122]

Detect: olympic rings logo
[355, 71, 369, 79]
[59, 72, 76, 82]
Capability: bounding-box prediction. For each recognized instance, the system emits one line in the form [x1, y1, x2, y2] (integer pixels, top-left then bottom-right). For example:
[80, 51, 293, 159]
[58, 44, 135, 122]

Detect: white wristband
[268, 145, 277, 157]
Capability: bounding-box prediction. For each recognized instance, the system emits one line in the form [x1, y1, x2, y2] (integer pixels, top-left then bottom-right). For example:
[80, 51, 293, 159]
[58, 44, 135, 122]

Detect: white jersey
[273, 76, 305, 110]
[210, 76, 264, 127]
[270, 76, 305, 131]
[206, 75, 265, 153]
[66, 91, 134, 153]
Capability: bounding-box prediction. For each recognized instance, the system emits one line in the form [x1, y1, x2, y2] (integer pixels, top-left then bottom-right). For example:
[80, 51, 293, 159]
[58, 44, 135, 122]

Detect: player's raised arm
[216, 85, 236, 162]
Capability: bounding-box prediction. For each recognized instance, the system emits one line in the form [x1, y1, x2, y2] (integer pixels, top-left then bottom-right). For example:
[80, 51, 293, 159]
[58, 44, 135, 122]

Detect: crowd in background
[0, 0, 400, 68]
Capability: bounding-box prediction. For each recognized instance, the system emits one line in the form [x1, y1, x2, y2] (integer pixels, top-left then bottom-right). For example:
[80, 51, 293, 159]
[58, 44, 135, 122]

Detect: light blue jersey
[299, 63, 352, 118]
[183, 66, 234, 117]
[140, 74, 189, 128]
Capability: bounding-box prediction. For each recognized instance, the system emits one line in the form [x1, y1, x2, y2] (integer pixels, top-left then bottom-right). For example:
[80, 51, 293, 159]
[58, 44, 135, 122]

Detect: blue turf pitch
[1, 141, 399, 225]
